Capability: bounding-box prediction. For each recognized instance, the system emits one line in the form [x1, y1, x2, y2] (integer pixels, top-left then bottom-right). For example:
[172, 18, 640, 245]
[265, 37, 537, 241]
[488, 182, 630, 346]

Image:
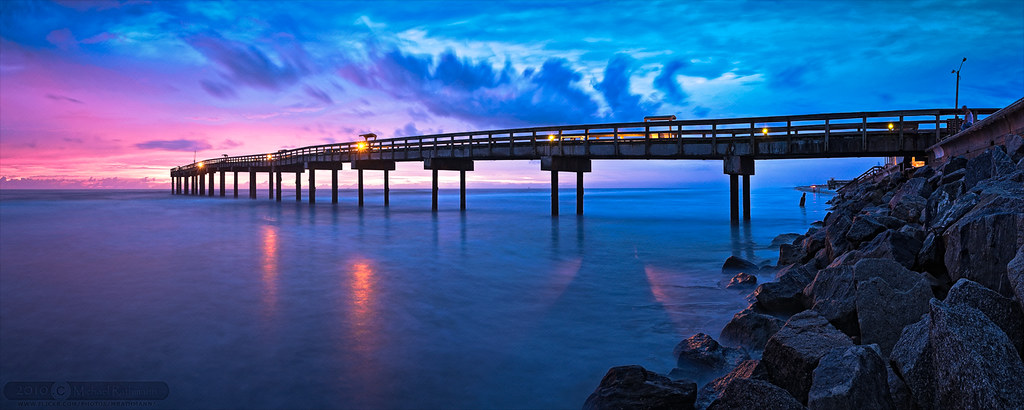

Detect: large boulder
[930, 191, 979, 233]
[941, 156, 967, 175]
[855, 276, 932, 356]
[706, 378, 803, 410]
[943, 191, 1024, 296]
[720, 307, 785, 352]
[963, 149, 996, 189]
[695, 360, 766, 410]
[671, 333, 751, 385]
[778, 243, 807, 266]
[929, 299, 1024, 409]
[886, 363, 914, 410]
[944, 278, 1024, 356]
[803, 266, 859, 338]
[890, 177, 932, 206]
[916, 232, 947, 278]
[890, 315, 934, 409]
[755, 265, 815, 314]
[802, 230, 827, 258]
[807, 344, 894, 410]
[772, 233, 802, 246]
[824, 213, 853, 260]
[725, 272, 757, 290]
[1010, 245, 1024, 314]
[762, 310, 854, 404]
[890, 194, 927, 223]
[845, 216, 886, 244]
[723, 256, 759, 275]
[583, 365, 697, 410]
[858, 230, 921, 270]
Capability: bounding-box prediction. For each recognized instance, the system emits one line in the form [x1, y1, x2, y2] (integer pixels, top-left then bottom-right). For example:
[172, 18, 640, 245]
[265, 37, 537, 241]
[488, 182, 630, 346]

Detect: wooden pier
[170, 108, 996, 222]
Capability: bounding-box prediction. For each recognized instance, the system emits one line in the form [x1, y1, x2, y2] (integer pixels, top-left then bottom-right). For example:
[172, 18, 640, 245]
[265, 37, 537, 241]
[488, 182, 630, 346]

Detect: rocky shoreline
[584, 135, 1024, 409]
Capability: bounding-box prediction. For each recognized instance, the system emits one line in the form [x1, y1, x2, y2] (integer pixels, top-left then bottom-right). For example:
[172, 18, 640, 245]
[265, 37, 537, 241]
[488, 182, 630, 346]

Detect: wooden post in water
[551, 170, 559, 216]
[576, 171, 584, 215]
[729, 174, 739, 224]
[358, 169, 364, 207]
[200, 173, 206, 196]
[384, 170, 390, 207]
[268, 170, 274, 199]
[249, 170, 256, 199]
[331, 169, 338, 204]
[233, 171, 238, 198]
[308, 168, 315, 204]
[208, 172, 214, 196]
[295, 172, 301, 202]
[742, 175, 751, 220]
[219, 171, 225, 197]
[275, 171, 282, 202]
[432, 169, 439, 212]
[460, 170, 466, 211]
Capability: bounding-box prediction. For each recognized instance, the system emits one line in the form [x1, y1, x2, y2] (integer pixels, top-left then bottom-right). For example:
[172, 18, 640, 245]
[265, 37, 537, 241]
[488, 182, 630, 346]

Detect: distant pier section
[171, 107, 1000, 222]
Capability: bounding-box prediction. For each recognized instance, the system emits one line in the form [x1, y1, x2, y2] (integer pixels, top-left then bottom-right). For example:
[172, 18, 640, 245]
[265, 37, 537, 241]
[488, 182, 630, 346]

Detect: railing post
[824, 119, 830, 152]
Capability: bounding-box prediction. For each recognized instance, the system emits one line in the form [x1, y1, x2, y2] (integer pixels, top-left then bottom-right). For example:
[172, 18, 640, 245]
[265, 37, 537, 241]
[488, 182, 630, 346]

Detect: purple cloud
[135, 139, 212, 151]
[200, 80, 237, 99]
[304, 85, 333, 104]
[654, 60, 688, 104]
[47, 94, 84, 104]
[186, 32, 309, 92]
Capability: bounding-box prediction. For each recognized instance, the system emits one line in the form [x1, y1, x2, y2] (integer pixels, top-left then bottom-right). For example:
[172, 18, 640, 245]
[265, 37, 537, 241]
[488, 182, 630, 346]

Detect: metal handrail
[172, 108, 998, 172]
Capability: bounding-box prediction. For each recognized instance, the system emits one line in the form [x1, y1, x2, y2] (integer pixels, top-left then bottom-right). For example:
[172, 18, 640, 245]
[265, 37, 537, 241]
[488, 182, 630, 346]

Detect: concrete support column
[249, 171, 256, 199]
[308, 169, 315, 204]
[275, 171, 282, 202]
[219, 171, 226, 197]
[431, 169, 439, 212]
[358, 169, 364, 207]
[742, 175, 751, 220]
[460, 170, 466, 211]
[576, 171, 584, 215]
[384, 170, 390, 207]
[551, 170, 559, 216]
[269, 171, 274, 199]
[295, 172, 302, 202]
[208, 172, 214, 196]
[200, 173, 206, 196]
[233, 171, 238, 198]
[729, 174, 739, 224]
[331, 169, 338, 203]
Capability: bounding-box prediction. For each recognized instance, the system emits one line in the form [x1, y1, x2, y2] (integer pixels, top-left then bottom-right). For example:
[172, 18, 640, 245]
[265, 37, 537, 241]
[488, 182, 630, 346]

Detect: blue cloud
[185, 32, 309, 91]
[595, 54, 659, 122]
[135, 139, 212, 151]
[304, 85, 333, 105]
[200, 80, 237, 99]
[653, 60, 688, 104]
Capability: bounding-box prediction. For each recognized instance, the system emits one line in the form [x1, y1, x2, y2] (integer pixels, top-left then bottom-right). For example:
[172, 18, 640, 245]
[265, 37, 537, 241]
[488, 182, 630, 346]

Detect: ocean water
[0, 187, 831, 409]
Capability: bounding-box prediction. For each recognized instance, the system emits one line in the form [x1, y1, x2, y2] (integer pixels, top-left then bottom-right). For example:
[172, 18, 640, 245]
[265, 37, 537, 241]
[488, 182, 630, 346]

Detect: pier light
[888, 123, 894, 131]
[357, 141, 368, 151]
[266, 154, 272, 161]
[761, 127, 768, 135]
[198, 161, 204, 168]
[548, 134, 556, 142]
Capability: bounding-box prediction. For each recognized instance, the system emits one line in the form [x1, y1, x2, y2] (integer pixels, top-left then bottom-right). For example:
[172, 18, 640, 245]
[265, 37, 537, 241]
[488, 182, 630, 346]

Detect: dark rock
[1010, 245, 1024, 314]
[583, 365, 698, 410]
[939, 168, 966, 184]
[706, 378, 803, 410]
[886, 363, 914, 410]
[845, 216, 886, 244]
[992, 146, 1016, 177]
[804, 266, 859, 337]
[890, 193, 927, 223]
[858, 230, 921, 270]
[941, 156, 967, 175]
[963, 150, 995, 189]
[772, 233, 802, 247]
[929, 299, 1024, 409]
[672, 333, 751, 385]
[762, 310, 854, 404]
[726, 272, 757, 290]
[720, 307, 785, 352]
[723, 256, 759, 275]
[943, 192, 1024, 296]
[695, 360, 766, 410]
[874, 215, 905, 230]
[855, 276, 932, 356]
[807, 344, 894, 410]
[916, 232, 946, 277]
[824, 213, 853, 260]
[890, 177, 933, 205]
[778, 243, 807, 266]
[756, 265, 814, 314]
[930, 191, 979, 233]
[853, 257, 926, 291]
[897, 224, 926, 243]
[826, 250, 862, 268]
[890, 315, 934, 409]
[944, 278, 1024, 357]
[1008, 134, 1024, 160]
[802, 229, 827, 258]
[912, 166, 935, 180]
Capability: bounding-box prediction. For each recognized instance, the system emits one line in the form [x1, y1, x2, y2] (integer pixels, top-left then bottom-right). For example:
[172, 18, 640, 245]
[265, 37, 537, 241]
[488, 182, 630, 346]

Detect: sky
[1, 0, 1022, 189]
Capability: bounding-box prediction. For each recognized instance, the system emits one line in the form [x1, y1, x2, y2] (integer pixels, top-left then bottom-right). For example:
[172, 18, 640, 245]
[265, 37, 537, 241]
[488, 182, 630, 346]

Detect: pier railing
[172, 108, 997, 173]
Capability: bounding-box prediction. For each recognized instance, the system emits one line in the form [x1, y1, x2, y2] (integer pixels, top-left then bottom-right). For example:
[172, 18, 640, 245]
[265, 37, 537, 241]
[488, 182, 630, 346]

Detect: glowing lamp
[888, 123, 894, 130]
[762, 127, 768, 135]
[198, 162, 204, 168]
[357, 142, 368, 151]
[548, 134, 556, 141]
[266, 154, 272, 161]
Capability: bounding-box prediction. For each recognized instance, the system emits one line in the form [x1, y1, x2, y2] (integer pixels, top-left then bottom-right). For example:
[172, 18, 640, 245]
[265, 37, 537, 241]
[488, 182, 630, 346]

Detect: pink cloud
[45, 28, 78, 50]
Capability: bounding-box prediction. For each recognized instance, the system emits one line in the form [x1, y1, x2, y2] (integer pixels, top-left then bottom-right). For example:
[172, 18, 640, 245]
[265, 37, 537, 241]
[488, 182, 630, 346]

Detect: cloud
[0, 176, 166, 189]
[393, 122, 443, 137]
[304, 85, 333, 104]
[135, 139, 212, 151]
[185, 32, 310, 92]
[47, 94, 84, 104]
[45, 28, 78, 50]
[653, 60, 688, 104]
[200, 80, 237, 99]
[595, 54, 659, 121]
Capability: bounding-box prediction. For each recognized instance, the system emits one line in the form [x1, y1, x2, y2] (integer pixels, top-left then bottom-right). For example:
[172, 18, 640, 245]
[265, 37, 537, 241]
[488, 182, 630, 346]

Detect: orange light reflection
[261, 225, 279, 316]
[347, 259, 378, 353]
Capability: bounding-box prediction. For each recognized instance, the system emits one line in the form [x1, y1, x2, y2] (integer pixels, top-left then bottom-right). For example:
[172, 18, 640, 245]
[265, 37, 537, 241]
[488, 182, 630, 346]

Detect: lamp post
[952, 57, 966, 118]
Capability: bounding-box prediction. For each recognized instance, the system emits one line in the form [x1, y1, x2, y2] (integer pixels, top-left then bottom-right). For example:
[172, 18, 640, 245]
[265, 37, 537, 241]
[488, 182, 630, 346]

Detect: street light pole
[952, 57, 966, 118]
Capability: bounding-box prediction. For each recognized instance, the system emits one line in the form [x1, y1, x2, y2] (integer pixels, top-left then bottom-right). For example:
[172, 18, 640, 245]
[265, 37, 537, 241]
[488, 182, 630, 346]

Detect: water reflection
[729, 221, 756, 261]
[347, 258, 378, 353]
[261, 224, 279, 318]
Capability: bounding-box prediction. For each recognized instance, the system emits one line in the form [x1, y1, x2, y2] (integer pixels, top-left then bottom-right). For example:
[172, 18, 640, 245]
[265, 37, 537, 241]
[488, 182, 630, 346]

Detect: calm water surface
[0, 188, 831, 409]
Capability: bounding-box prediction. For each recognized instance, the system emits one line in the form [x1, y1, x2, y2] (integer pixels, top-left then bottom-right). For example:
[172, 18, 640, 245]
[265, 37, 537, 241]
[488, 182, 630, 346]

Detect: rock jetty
[584, 136, 1024, 409]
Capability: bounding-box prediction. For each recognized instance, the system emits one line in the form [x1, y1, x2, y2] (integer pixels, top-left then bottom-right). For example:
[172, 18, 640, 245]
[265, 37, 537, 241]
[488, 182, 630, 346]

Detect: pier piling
[308, 169, 315, 204]
[331, 169, 338, 203]
[220, 171, 226, 197]
[275, 171, 282, 202]
[249, 171, 256, 199]
[384, 170, 390, 207]
[233, 171, 238, 198]
[358, 169, 364, 207]
[432, 169, 439, 212]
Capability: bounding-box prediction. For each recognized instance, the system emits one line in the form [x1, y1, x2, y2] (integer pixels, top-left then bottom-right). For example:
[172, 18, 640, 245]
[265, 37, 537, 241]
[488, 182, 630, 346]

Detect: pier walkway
[170, 108, 996, 221]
